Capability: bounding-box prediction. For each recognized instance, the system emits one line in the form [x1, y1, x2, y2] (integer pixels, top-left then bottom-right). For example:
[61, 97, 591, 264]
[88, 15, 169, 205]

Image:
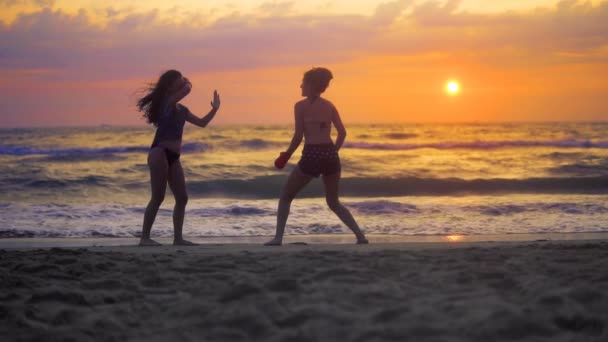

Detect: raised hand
[211, 90, 221, 110]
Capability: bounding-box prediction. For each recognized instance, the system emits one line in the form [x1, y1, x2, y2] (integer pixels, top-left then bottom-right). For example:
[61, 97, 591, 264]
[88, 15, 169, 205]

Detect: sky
[0, 0, 607, 127]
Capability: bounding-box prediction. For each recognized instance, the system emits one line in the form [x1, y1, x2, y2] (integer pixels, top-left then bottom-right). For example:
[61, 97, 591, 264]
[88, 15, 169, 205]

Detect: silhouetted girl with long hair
[266, 67, 368, 245]
[137, 69, 220, 246]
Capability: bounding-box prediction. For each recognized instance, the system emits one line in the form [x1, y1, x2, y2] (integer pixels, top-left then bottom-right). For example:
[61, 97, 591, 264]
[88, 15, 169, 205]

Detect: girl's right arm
[284, 103, 304, 157]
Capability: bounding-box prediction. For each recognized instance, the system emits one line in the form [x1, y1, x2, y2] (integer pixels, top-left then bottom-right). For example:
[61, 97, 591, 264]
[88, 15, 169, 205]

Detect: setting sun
[447, 81, 460, 94]
[445, 235, 464, 242]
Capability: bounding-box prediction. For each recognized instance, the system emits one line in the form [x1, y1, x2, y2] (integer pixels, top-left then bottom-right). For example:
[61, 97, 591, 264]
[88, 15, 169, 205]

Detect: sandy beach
[1, 239, 607, 341]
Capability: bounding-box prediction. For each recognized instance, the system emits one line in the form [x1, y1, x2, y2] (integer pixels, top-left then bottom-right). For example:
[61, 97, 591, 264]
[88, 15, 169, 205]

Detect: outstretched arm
[284, 104, 304, 156]
[185, 90, 221, 128]
[331, 106, 347, 151]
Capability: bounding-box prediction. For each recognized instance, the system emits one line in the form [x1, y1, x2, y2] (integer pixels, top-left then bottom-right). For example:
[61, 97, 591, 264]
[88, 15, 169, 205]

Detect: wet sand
[1, 240, 608, 341]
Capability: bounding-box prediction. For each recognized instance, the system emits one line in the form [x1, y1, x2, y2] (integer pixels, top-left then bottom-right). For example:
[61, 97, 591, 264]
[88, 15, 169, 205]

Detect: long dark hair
[137, 69, 182, 126]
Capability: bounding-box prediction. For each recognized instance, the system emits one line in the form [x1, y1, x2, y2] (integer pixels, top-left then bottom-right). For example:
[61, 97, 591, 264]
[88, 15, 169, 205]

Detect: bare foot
[357, 238, 369, 245]
[264, 238, 282, 246]
[173, 239, 199, 246]
[139, 238, 162, 246]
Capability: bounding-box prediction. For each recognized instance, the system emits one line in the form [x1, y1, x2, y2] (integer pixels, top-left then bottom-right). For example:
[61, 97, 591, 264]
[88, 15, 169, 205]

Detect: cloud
[371, 0, 413, 25]
[403, 0, 608, 67]
[0, 0, 54, 8]
[0, 0, 607, 82]
[257, 1, 295, 16]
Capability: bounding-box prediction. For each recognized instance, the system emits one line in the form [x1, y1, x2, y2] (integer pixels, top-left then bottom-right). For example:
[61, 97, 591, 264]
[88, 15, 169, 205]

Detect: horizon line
[1, 120, 608, 130]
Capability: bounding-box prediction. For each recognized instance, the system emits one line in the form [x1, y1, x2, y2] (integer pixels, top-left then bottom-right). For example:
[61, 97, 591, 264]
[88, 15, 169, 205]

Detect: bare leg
[140, 148, 168, 246]
[168, 160, 197, 246]
[323, 171, 368, 244]
[265, 166, 313, 246]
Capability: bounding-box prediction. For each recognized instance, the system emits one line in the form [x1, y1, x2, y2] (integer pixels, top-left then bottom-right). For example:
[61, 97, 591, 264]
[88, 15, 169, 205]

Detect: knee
[175, 194, 188, 207]
[150, 194, 165, 207]
[326, 198, 341, 212]
[280, 191, 295, 203]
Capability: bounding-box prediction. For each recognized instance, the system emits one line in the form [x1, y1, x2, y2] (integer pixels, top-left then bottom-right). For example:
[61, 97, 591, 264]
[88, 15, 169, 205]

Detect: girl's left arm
[186, 90, 221, 128]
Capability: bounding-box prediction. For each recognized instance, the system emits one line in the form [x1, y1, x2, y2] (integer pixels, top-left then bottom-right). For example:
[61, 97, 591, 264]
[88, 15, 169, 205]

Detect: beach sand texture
[1, 241, 607, 341]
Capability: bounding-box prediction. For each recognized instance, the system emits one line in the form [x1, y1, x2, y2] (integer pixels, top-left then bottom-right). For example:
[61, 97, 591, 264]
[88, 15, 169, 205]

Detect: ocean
[1, 122, 607, 239]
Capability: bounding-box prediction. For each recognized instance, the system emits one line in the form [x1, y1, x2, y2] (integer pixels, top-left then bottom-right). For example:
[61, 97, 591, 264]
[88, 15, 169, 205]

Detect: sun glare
[446, 81, 460, 94]
[445, 235, 464, 242]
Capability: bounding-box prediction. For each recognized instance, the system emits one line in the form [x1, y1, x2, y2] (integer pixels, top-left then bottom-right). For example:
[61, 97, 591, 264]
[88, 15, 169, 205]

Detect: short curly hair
[303, 67, 333, 94]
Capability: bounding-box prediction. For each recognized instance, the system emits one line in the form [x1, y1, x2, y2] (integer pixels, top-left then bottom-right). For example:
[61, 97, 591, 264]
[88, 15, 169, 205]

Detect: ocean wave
[345, 139, 608, 151]
[181, 142, 212, 153]
[346, 200, 418, 214]
[0, 229, 38, 238]
[470, 203, 608, 216]
[0, 229, 127, 238]
[2, 198, 608, 239]
[4, 138, 606, 157]
[1, 175, 112, 189]
[238, 139, 281, 149]
[542, 203, 608, 214]
[473, 205, 528, 216]
[37, 153, 128, 163]
[304, 223, 343, 235]
[186, 175, 608, 198]
[189, 205, 273, 217]
[548, 162, 608, 177]
[384, 133, 418, 140]
[543, 152, 586, 160]
[0, 145, 148, 156]
[0, 142, 210, 156]
[0, 229, 134, 239]
[4, 173, 608, 196]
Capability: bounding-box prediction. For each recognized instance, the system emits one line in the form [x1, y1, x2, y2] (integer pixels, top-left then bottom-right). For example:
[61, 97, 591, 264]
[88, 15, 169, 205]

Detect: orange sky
[0, 0, 607, 127]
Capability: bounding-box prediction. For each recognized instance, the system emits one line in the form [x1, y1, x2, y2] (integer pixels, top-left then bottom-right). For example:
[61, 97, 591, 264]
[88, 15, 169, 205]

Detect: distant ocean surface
[1, 123, 607, 238]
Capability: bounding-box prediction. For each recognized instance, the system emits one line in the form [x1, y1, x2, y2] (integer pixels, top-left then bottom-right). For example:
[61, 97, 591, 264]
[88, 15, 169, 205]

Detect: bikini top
[304, 121, 330, 129]
[152, 102, 189, 144]
[302, 98, 331, 129]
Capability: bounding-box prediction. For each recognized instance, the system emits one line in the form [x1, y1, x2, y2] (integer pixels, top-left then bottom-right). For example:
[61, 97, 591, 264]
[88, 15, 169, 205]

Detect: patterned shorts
[297, 144, 341, 178]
